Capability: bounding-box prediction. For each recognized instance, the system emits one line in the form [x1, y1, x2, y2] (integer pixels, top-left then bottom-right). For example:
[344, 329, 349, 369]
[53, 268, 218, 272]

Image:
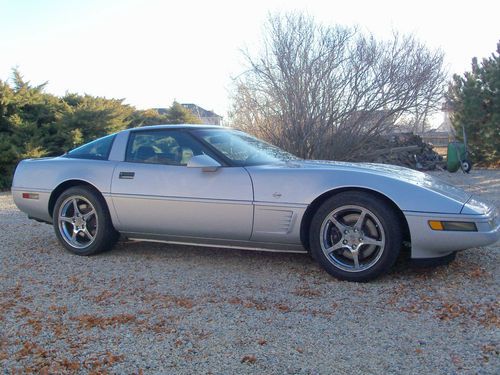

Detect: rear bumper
[405, 209, 499, 259]
[11, 188, 52, 223]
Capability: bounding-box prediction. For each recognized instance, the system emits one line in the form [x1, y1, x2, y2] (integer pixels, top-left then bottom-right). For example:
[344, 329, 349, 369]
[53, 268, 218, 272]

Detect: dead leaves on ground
[72, 313, 137, 330]
[436, 301, 499, 327]
[1, 258, 497, 374]
[228, 297, 267, 311]
[140, 292, 196, 310]
[293, 287, 323, 298]
[275, 303, 291, 312]
[481, 343, 499, 363]
[241, 354, 257, 364]
[12, 344, 125, 374]
[397, 295, 499, 327]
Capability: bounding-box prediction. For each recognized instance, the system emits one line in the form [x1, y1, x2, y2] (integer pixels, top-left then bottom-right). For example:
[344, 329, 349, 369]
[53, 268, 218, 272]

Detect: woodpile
[359, 133, 445, 171]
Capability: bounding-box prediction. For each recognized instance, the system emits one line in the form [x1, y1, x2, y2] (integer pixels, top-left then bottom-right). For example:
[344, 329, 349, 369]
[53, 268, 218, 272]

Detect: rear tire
[310, 192, 402, 282]
[53, 186, 119, 255]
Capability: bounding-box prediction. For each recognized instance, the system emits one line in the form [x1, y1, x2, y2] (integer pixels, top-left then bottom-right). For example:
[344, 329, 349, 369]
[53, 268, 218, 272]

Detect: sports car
[12, 125, 499, 281]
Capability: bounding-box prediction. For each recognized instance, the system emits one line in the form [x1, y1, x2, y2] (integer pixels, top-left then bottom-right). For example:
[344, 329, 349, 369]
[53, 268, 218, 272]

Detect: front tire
[53, 186, 119, 255]
[310, 192, 402, 282]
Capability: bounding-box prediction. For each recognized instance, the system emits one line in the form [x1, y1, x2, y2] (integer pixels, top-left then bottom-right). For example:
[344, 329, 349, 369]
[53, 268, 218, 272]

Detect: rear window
[65, 134, 116, 160]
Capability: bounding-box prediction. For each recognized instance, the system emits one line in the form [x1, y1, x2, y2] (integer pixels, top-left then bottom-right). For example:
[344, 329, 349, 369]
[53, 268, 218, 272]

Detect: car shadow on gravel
[99, 238, 477, 285]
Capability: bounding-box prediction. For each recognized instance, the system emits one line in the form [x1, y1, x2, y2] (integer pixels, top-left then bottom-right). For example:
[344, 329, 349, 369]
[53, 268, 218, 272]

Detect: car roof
[123, 124, 226, 132]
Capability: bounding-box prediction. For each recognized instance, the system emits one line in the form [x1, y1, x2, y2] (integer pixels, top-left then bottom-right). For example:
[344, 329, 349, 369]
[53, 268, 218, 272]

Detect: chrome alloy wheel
[320, 205, 385, 272]
[57, 195, 98, 249]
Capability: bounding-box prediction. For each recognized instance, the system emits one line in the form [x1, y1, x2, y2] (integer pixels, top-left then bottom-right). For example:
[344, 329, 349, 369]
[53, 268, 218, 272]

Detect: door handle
[119, 171, 135, 179]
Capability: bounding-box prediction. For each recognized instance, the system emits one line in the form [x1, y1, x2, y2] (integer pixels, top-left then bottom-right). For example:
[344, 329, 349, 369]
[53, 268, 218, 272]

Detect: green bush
[0, 70, 200, 189]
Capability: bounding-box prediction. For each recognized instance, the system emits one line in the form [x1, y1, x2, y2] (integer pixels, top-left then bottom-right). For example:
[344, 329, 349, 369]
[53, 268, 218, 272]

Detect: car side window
[66, 134, 116, 160]
[125, 130, 208, 166]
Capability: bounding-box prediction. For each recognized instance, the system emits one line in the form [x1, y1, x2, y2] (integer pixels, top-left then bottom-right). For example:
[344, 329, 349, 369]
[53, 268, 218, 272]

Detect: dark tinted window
[65, 134, 116, 160]
[126, 130, 211, 165]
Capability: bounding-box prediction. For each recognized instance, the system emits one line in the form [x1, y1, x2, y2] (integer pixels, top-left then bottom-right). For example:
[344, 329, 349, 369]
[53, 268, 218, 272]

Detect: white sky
[1, 0, 499, 125]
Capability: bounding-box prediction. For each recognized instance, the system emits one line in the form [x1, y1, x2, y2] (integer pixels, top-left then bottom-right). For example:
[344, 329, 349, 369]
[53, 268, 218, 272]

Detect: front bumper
[405, 207, 499, 259]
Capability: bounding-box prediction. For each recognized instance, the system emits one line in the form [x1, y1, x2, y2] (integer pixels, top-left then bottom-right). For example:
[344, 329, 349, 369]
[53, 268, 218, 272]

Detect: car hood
[282, 160, 472, 205]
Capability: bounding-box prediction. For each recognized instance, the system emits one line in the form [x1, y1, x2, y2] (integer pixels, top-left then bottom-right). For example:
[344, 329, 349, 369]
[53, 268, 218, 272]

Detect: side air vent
[253, 208, 295, 235]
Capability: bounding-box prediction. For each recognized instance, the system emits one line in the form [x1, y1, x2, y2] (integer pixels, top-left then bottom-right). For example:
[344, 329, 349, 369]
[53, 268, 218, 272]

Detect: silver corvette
[12, 125, 499, 281]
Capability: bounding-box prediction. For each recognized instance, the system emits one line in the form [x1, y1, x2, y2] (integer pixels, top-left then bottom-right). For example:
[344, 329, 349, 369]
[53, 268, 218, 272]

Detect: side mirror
[187, 154, 221, 172]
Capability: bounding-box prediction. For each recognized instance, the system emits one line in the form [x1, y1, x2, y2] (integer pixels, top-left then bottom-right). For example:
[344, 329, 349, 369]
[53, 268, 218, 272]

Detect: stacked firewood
[360, 133, 445, 170]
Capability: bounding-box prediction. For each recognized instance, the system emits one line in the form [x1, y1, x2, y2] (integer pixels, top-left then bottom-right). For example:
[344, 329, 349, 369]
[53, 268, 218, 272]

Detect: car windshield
[194, 129, 298, 166]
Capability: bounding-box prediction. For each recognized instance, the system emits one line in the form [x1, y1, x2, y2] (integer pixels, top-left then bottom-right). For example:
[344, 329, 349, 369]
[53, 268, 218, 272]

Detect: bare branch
[230, 12, 446, 160]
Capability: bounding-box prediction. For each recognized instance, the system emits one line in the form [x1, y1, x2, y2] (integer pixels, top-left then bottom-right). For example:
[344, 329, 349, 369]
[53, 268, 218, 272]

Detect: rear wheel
[461, 159, 472, 173]
[310, 192, 402, 282]
[53, 186, 119, 255]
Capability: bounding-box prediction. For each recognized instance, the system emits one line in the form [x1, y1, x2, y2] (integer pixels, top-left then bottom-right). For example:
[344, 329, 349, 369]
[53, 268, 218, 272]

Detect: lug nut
[342, 240, 348, 244]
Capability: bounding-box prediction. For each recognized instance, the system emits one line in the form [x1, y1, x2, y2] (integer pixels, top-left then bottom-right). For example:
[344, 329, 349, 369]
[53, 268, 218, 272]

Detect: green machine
[447, 125, 472, 173]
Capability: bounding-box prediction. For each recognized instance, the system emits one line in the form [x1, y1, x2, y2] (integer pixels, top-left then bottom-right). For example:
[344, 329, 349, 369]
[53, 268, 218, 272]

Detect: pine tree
[447, 41, 500, 165]
[166, 101, 201, 124]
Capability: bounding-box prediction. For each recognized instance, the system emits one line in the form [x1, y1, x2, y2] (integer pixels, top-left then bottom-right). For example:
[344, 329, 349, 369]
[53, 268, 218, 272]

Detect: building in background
[181, 104, 223, 125]
[421, 102, 454, 147]
[155, 103, 223, 125]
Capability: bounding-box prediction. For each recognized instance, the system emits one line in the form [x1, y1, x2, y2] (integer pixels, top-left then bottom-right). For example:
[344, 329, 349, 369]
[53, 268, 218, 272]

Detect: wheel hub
[75, 217, 85, 228]
[343, 229, 364, 248]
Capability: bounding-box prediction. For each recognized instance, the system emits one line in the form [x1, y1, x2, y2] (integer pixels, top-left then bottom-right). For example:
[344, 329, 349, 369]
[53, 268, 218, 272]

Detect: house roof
[181, 103, 222, 119]
[123, 124, 223, 132]
[154, 104, 222, 120]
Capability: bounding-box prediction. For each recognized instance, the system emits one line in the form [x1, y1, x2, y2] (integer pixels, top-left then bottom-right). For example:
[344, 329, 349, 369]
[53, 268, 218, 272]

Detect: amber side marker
[428, 220, 444, 230]
[428, 220, 477, 232]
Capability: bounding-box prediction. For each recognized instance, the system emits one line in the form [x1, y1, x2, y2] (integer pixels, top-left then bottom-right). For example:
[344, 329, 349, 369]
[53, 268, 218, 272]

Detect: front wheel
[310, 192, 402, 282]
[53, 186, 119, 255]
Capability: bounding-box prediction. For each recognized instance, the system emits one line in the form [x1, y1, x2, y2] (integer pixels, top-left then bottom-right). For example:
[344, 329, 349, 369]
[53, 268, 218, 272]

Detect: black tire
[310, 191, 402, 282]
[461, 159, 472, 173]
[53, 186, 119, 255]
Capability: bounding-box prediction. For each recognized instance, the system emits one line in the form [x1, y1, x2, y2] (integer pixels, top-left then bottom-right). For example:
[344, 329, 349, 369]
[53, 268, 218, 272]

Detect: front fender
[247, 166, 468, 214]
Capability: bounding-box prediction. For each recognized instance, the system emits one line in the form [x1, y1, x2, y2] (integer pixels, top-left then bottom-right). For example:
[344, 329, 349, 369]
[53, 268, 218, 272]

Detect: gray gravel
[1, 169, 499, 374]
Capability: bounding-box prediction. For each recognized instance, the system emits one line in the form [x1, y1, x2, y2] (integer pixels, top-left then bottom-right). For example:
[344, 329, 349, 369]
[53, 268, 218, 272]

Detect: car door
[110, 129, 254, 240]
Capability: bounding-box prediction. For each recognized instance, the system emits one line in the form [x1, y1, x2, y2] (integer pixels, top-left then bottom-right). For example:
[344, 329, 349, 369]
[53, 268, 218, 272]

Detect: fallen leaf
[241, 355, 257, 364]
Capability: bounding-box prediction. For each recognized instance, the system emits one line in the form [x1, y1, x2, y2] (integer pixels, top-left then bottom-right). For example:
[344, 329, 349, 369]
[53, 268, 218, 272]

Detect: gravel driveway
[1, 170, 499, 374]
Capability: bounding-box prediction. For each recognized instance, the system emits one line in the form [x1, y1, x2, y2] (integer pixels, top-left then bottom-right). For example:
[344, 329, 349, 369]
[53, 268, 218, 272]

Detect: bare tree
[230, 13, 446, 160]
